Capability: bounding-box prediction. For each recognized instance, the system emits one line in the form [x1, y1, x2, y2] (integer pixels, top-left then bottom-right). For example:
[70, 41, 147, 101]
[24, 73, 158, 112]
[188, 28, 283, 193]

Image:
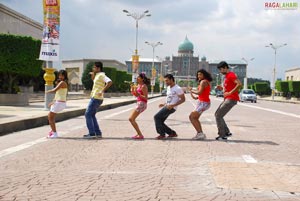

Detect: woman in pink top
[129, 73, 150, 139]
[189, 69, 212, 140]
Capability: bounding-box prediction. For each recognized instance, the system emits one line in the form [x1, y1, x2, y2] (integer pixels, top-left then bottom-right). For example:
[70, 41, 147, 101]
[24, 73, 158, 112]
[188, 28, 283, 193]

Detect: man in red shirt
[215, 61, 242, 141]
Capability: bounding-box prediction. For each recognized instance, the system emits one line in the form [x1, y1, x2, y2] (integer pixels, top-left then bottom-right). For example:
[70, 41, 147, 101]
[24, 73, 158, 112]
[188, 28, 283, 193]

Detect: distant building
[209, 60, 247, 86]
[285, 67, 300, 81]
[124, 36, 247, 87]
[172, 36, 199, 78]
[62, 59, 127, 91]
[125, 57, 161, 78]
[0, 3, 42, 39]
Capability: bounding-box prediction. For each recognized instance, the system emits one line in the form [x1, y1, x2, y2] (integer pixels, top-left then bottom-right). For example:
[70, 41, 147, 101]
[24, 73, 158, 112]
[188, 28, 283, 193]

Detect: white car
[239, 89, 257, 103]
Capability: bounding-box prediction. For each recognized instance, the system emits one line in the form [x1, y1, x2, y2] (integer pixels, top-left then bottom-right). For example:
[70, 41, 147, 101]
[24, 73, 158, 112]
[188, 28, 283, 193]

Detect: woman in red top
[189, 69, 212, 140]
[129, 73, 150, 139]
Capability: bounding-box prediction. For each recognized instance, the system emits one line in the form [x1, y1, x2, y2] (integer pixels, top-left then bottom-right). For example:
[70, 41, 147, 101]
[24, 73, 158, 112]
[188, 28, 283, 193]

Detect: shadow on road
[53, 136, 279, 145]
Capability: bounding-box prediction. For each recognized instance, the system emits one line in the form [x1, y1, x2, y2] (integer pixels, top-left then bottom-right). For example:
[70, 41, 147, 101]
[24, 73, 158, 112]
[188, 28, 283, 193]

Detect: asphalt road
[0, 95, 299, 200]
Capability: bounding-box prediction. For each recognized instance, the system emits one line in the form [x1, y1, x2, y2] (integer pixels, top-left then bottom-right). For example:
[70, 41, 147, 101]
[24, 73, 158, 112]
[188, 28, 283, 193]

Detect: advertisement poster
[39, 0, 60, 61]
[131, 55, 139, 73]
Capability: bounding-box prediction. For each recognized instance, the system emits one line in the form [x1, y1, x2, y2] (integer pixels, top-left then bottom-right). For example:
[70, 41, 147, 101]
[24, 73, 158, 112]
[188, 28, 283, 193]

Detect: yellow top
[54, 88, 68, 101]
[90, 72, 106, 99]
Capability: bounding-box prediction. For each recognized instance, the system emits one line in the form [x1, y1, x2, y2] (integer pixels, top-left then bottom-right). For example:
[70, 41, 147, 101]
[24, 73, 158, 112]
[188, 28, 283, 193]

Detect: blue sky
[2, 0, 300, 81]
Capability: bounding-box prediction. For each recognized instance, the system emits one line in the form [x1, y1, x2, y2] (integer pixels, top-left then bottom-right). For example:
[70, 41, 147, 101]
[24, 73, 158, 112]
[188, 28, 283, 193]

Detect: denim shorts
[195, 101, 210, 114]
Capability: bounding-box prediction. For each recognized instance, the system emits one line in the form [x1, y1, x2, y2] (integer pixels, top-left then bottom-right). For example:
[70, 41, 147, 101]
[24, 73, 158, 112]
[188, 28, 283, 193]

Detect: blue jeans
[215, 99, 237, 137]
[85, 98, 103, 135]
[154, 106, 176, 136]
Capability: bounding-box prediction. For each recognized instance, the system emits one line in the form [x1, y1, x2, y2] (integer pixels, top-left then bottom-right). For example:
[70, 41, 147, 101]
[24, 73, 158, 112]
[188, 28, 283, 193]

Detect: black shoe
[95, 134, 102, 138]
[83, 134, 96, 138]
[216, 136, 228, 141]
[225, 132, 232, 137]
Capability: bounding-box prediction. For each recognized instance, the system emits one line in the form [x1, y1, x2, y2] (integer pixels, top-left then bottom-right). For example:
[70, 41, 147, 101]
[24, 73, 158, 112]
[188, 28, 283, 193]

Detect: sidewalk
[0, 94, 160, 136]
[258, 95, 300, 104]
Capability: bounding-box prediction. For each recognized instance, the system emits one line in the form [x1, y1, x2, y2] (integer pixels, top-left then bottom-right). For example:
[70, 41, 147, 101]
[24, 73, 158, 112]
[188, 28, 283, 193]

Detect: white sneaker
[47, 131, 58, 138]
[192, 132, 206, 140]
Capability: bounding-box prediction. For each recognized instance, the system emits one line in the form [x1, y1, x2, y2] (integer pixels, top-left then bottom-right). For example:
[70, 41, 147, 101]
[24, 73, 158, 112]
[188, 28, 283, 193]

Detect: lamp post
[123, 9, 151, 83]
[156, 56, 164, 93]
[265, 43, 287, 100]
[173, 70, 178, 84]
[241, 57, 254, 90]
[145, 41, 163, 95]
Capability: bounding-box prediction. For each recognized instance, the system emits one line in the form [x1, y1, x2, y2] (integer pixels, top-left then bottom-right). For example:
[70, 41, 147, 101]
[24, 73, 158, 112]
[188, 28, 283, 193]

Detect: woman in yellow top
[46, 70, 68, 138]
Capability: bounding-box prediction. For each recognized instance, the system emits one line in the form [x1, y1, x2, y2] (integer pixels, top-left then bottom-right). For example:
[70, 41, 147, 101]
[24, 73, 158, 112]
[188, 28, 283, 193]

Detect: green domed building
[172, 36, 202, 77]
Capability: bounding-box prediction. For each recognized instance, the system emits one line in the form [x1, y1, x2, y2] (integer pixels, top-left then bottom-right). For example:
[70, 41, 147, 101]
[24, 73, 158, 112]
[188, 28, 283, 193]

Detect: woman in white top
[46, 70, 68, 138]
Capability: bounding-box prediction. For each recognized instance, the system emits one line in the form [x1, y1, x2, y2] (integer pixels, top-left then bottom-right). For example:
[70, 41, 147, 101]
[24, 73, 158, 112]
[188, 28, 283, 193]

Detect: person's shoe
[215, 136, 228, 141]
[167, 133, 178, 138]
[132, 135, 144, 140]
[156, 135, 166, 140]
[47, 131, 54, 138]
[95, 134, 102, 138]
[47, 132, 58, 138]
[192, 132, 206, 140]
[225, 132, 232, 137]
[83, 134, 96, 139]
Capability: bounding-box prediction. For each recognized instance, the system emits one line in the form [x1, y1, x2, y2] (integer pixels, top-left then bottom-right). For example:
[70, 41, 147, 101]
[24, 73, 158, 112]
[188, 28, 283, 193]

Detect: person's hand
[224, 92, 230, 97]
[48, 102, 53, 108]
[97, 91, 103, 96]
[166, 105, 174, 110]
[159, 104, 165, 108]
[188, 87, 192, 91]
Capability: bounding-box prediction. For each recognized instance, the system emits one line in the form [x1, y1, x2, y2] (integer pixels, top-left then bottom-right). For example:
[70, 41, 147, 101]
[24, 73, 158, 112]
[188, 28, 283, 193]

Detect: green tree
[81, 62, 94, 90]
[0, 34, 43, 93]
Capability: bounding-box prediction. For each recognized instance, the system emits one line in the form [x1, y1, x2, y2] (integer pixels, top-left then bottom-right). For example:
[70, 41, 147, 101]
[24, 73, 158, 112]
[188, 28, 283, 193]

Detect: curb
[0, 99, 139, 136]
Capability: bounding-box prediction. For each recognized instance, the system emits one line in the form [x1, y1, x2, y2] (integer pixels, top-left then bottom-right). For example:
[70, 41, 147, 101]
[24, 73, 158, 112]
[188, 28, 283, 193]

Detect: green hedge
[288, 81, 300, 98]
[276, 81, 289, 97]
[81, 61, 134, 93]
[254, 82, 270, 96]
[0, 34, 43, 93]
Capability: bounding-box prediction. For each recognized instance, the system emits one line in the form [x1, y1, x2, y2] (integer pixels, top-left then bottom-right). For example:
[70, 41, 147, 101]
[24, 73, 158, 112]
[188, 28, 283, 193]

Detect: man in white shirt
[154, 74, 185, 139]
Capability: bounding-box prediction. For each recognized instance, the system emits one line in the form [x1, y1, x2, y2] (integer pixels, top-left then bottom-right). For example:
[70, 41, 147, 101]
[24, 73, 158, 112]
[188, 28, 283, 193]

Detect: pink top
[137, 84, 147, 103]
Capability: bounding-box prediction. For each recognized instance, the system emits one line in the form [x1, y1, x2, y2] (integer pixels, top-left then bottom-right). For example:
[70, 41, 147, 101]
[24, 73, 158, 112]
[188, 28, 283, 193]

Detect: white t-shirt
[166, 84, 184, 110]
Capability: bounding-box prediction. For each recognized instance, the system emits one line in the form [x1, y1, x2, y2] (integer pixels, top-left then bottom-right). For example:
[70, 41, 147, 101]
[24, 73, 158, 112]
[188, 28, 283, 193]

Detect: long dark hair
[139, 72, 150, 85]
[58, 69, 68, 84]
[196, 69, 212, 82]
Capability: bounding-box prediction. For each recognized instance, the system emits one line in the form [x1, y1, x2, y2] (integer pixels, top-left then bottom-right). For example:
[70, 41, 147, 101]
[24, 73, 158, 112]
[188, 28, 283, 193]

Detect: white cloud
[1, 0, 299, 80]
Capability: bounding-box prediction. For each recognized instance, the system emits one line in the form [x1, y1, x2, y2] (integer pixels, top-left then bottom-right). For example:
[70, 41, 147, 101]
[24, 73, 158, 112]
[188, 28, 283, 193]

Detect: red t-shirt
[223, 72, 239, 101]
[198, 80, 210, 102]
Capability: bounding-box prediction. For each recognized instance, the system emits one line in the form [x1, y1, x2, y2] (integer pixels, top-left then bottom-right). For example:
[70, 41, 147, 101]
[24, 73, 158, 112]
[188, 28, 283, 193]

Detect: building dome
[178, 36, 194, 52]
[201, 56, 206, 61]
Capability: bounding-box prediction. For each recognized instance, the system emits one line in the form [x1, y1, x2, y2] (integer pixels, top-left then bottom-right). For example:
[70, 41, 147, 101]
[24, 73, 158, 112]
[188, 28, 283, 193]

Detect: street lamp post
[123, 9, 151, 83]
[265, 43, 287, 100]
[156, 56, 164, 93]
[173, 70, 178, 84]
[145, 41, 163, 95]
[241, 57, 254, 90]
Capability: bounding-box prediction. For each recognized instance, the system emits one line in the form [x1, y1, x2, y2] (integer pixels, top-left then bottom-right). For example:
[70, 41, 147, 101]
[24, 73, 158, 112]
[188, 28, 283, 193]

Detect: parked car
[239, 89, 257, 103]
[216, 90, 224, 97]
[161, 89, 167, 96]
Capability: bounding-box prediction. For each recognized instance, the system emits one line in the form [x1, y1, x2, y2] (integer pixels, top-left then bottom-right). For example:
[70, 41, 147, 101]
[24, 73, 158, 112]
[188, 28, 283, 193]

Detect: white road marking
[239, 103, 300, 119]
[213, 97, 300, 119]
[0, 138, 47, 158]
[103, 98, 163, 119]
[0, 97, 164, 158]
[242, 155, 257, 163]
